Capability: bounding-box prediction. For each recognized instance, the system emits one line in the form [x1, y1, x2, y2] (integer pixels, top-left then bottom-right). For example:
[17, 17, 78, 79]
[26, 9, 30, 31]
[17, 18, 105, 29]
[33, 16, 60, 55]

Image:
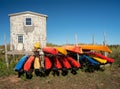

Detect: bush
[109, 45, 120, 66]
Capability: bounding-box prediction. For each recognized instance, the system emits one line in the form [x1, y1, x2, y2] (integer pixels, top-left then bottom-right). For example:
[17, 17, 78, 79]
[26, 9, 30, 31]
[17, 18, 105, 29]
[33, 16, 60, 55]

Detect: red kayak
[66, 56, 81, 68]
[58, 56, 71, 69]
[53, 57, 62, 69]
[24, 55, 35, 72]
[44, 56, 52, 70]
[86, 52, 114, 63]
[42, 47, 58, 55]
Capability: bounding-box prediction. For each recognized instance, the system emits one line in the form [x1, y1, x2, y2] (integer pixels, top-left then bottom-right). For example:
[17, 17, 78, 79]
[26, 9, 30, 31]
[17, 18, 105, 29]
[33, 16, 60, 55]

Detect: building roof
[8, 11, 48, 17]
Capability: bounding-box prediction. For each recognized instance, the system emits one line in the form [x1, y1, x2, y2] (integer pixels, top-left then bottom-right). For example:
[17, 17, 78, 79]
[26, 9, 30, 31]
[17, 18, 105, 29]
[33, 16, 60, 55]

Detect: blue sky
[0, 0, 120, 45]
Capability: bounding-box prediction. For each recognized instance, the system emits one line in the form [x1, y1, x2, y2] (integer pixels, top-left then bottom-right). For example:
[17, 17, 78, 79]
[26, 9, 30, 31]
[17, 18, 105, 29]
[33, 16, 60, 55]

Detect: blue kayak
[15, 55, 29, 71]
[80, 55, 99, 65]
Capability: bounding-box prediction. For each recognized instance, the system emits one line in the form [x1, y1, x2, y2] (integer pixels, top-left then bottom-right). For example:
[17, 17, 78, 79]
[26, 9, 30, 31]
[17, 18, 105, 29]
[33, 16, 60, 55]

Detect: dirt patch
[8, 75, 21, 83]
[0, 75, 21, 83]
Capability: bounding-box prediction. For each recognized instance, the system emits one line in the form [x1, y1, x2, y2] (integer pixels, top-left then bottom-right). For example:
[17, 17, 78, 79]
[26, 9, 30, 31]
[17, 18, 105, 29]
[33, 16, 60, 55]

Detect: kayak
[58, 56, 71, 69]
[34, 57, 41, 76]
[87, 52, 114, 63]
[42, 47, 58, 55]
[63, 45, 83, 54]
[15, 55, 29, 71]
[24, 55, 35, 72]
[79, 45, 112, 53]
[55, 47, 67, 56]
[66, 56, 80, 68]
[53, 57, 62, 69]
[34, 57, 40, 69]
[80, 55, 99, 65]
[91, 56, 107, 64]
[44, 56, 52, 70]
[50, 57, 62, 70]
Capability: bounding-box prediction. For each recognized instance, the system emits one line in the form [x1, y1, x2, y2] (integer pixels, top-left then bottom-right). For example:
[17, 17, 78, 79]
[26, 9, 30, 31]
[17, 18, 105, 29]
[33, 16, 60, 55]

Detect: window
[25, 18, 32, 25]
[18, 35, 23, 43]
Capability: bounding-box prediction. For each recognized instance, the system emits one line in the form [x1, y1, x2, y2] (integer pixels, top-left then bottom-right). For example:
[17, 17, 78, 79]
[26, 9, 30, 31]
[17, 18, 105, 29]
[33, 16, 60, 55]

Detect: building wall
[10, 13, 47, 51]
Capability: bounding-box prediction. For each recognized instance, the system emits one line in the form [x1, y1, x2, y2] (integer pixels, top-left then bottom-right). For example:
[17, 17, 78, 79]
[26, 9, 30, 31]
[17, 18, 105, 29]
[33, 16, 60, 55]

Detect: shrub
[109, 45, 120, 66]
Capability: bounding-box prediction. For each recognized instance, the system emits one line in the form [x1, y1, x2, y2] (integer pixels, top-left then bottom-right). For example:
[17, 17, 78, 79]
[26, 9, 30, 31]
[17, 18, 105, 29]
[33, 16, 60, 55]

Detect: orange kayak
[63, 45, 83, 54]
[79, 45, 112, 53]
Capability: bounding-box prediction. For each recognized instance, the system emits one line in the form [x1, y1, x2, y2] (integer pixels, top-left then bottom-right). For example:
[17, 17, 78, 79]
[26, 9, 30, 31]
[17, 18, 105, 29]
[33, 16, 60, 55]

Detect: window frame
[25, 17, 32, 26]
[18, 35, 23, 43]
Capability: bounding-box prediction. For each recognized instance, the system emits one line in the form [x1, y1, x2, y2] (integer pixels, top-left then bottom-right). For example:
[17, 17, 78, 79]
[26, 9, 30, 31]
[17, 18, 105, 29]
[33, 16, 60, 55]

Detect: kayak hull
[15, 55, 29, 71]
[44, 56, 52, 70]
[80, 55, 99, 65]
[79, 45, 112, 53]
[34, 57, 40, 69]
[92, 56, 107, 64]
[87, 52, 114, 63]
[42, 47, 58, 55]
[24, 55, 35, 72]
[58, 56, 71, 69]
[66, 56, 80, 68]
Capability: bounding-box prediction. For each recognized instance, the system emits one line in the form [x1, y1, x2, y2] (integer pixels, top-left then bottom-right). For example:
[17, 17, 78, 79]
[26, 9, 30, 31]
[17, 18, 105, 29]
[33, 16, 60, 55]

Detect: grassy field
[0, 44, 120, 89]
[0, 66, 120, 89]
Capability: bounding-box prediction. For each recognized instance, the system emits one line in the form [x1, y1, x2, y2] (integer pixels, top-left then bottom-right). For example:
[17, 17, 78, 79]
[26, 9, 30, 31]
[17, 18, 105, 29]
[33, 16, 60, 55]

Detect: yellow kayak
[79, 45, 112, 53]
[92, 56, 107, 64]
[55, 47, 67, 56]
[34, 57, 41, 69]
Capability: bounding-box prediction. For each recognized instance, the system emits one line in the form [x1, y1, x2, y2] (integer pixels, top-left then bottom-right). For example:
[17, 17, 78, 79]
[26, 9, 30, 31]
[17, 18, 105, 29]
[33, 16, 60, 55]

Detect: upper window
[25, 18, 32, 26]
[18, 35, 23, 43]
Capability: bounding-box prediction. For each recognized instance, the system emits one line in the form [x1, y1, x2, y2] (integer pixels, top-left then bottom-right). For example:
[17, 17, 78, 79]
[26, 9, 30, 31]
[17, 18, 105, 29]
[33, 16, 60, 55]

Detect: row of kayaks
[15, 46, 114, 78]
[15, 55, 81, 78]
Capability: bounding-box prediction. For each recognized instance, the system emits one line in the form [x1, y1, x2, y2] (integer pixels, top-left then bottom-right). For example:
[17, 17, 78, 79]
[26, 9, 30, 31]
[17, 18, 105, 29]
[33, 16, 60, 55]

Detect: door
[17, 34, 24, 51]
